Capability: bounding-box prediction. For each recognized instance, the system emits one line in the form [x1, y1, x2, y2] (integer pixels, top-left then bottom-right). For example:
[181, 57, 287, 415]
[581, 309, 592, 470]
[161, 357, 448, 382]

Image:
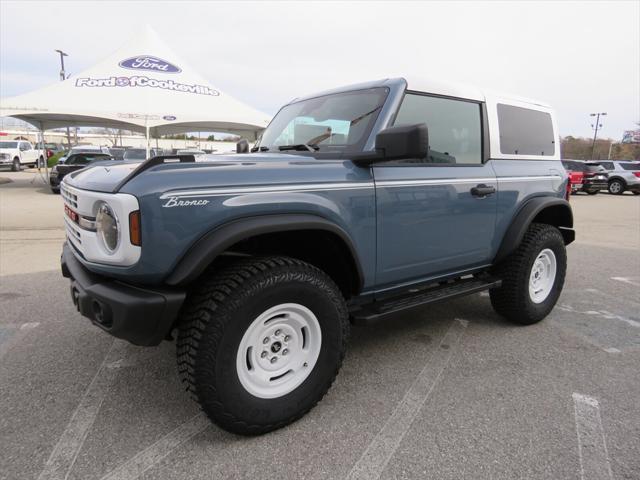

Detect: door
[374, 92, 497, 289]
[19, 142, 35, 164]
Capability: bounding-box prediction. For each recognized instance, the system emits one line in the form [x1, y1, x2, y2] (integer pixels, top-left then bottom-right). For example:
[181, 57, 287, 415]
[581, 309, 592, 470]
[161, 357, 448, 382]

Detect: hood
[64, 161, 144, 191]
[63, 153, 365, 195]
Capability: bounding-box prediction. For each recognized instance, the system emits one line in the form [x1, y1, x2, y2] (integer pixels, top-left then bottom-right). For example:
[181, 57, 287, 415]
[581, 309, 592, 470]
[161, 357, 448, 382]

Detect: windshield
[0, 141, 18, 148]
[257, 87, 388, 154]
[123, 149, 147, 160]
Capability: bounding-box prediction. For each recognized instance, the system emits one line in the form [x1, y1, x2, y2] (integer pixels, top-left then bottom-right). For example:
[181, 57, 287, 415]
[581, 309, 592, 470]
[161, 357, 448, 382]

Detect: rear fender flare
[494, 197, 574, 264]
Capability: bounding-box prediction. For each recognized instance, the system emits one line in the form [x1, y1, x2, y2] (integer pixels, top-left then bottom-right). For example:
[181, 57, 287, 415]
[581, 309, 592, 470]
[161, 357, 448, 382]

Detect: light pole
[55, 49, 72, 148]
[590, 112, 607, 159]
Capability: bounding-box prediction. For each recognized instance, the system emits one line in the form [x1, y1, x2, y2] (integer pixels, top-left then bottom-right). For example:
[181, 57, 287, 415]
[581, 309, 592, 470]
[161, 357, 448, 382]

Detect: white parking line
[0, 322, 39, 361]
[572, 393, 614, 480]
[558, 304, 640, 329]
[610, 277, 640, 288]
[346, 318, 468, 480]
[38, 339, 131, 480]
[100, 413, 211, 480]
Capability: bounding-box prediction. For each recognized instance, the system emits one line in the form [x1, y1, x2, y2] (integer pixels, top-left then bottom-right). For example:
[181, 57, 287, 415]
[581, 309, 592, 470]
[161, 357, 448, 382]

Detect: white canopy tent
[0, 25, 271, 161]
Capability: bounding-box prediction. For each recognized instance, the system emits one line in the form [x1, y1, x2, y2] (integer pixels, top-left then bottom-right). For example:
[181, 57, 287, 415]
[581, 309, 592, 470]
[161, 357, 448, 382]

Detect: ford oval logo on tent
[119, 56, 181, 74]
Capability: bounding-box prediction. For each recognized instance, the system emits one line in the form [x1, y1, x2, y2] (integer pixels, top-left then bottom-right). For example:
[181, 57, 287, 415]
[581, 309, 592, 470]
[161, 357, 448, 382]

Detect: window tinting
[393, 93, 482, 164]
[497, 104, 555, 156]
[620, 163, 640, 171]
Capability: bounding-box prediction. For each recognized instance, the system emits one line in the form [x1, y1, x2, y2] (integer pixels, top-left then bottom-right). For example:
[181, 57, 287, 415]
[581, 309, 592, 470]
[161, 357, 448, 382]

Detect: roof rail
[113, 154, 195, 192]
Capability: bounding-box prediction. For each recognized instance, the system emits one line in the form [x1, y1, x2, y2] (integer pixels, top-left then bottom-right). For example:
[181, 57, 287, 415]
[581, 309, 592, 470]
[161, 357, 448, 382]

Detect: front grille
[64, 216, 82, 245]
[60, 184, 78, 209]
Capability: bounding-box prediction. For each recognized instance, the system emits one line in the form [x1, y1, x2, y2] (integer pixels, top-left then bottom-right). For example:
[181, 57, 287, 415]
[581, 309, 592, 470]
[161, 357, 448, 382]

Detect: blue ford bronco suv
[60, 78, 574, 435]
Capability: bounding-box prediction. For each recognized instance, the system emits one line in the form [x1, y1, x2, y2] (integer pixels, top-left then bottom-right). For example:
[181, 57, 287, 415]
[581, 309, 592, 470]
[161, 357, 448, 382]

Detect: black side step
[350, 276, 501, 324]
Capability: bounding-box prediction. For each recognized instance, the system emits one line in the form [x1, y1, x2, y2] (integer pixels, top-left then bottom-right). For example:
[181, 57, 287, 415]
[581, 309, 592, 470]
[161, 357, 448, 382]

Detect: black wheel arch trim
[494, 197, 574, 264]
[164, 214, 365, 290]
[608, 177, 626, 185]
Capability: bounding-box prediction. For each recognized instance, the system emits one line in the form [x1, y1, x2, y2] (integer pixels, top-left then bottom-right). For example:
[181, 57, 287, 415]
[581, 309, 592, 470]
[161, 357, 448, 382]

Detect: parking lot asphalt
[1, 170, 639, 480]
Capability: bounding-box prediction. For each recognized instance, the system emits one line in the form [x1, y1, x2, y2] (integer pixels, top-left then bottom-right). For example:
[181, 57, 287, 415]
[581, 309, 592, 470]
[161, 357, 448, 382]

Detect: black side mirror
[352, 123, 428, 166]
[236, 138, 250, 154]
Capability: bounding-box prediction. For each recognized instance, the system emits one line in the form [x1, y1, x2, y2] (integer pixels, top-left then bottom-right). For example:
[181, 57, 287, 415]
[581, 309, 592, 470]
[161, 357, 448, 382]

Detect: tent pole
[145, 125, 150, 159]
[42, 128, 49, 183]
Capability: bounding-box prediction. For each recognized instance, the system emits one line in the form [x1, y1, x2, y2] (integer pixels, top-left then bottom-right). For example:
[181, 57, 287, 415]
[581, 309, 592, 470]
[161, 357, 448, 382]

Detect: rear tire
[176, 256, 349, 435]
[490, 223, 566, 325]
[608, 179, 625, 195]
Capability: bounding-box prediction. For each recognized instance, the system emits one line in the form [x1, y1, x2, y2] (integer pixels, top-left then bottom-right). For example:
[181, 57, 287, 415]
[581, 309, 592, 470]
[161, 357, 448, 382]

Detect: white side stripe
[160, 182, 374, 199]
[160, 175, 561, 199]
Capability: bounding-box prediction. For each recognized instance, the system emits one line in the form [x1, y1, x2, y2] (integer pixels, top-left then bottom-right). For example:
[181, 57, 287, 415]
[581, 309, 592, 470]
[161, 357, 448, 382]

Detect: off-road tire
[490, 223, 566, 325]
[608, 179, 625, 195]
[11, 157, 21, 172]
[176, 256, 349, 435]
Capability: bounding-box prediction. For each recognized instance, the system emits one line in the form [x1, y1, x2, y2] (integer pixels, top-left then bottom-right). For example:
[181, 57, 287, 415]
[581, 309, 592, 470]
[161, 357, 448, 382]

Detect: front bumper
[61, 243, 186, 346]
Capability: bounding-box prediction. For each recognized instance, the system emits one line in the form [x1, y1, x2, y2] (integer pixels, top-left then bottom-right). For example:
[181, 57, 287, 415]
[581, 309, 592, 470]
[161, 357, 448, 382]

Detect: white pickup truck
[0, 140, 45, 171]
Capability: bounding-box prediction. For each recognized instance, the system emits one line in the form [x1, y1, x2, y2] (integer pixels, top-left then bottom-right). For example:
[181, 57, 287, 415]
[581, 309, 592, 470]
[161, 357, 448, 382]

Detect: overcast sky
[1, 0, 638, 138]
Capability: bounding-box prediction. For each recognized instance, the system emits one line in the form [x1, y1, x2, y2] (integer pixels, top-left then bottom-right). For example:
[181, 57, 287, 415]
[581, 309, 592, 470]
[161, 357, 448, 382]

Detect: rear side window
[599, 161, 614, 170]
[393, 93, 482, 164]
[620, 163, 640, 171]
[497, 104, 555, 156]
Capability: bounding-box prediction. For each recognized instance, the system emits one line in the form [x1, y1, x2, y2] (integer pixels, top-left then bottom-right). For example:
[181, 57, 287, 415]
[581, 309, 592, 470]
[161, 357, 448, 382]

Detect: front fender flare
[494, 197, 574, 264]
[164, 214, 365, 289]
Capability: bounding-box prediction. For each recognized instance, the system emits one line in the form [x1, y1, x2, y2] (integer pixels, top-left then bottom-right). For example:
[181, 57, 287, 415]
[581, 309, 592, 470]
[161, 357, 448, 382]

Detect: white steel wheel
[236, 303, 322, 399]
[528, 248, 557, 304]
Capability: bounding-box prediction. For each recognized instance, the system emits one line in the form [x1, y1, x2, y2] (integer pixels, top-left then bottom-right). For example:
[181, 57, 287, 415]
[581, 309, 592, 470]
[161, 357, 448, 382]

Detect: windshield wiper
[279, 144, 319, 152]
[250, 146, 269, 152]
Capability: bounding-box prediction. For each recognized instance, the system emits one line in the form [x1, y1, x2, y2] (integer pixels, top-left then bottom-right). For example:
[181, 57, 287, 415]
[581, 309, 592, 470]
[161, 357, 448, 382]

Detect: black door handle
[470, 184, 496, 197]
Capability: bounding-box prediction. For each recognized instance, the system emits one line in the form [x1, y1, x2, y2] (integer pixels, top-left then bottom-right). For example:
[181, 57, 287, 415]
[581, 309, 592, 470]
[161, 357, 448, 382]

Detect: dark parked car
[123, 148, 163, 160]
[50, 153, 114, 193]
[561, 160, 608, 194]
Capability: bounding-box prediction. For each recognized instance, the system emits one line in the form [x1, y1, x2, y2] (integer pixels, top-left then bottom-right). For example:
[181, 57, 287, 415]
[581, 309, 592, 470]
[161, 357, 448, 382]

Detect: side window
[599, 161, 614, 170]
[393, 93, 482, 164]
[497, 104, 555, 156]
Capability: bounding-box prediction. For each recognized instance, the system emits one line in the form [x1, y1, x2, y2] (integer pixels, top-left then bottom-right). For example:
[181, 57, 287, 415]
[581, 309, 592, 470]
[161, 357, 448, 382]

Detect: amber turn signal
[129, 211, 141, 246]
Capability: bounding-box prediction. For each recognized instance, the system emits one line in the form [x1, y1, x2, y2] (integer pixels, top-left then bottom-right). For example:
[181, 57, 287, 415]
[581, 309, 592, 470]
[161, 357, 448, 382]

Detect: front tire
[176, 256, 349, 435]
[11, 157, 21, 172]
[490, 223, 567, 325]
[608, 179, 625, 195]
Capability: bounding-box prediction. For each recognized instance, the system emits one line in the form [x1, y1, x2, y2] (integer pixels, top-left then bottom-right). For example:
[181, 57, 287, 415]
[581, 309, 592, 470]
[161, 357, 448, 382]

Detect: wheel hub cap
[236, 303, 322, 399]
[529, 248, 557, 304]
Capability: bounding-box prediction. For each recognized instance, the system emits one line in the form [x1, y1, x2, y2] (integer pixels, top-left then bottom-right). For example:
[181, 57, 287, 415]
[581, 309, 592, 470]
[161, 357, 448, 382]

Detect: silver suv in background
[597, 161, 640, 195]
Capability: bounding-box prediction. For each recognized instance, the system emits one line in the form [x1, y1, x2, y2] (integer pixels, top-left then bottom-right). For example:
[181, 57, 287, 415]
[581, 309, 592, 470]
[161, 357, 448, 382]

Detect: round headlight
[96, 203, 119, 252]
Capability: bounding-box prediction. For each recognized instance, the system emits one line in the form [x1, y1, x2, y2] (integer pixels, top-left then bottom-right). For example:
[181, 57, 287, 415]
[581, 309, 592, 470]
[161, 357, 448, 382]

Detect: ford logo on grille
[119, 56, 181, 74]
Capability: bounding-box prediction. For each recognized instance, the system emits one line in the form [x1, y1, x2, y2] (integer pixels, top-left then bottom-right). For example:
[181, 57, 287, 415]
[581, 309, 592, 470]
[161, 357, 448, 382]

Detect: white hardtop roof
[0, 26, 270, 138]
[406, 77, 551, 108]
